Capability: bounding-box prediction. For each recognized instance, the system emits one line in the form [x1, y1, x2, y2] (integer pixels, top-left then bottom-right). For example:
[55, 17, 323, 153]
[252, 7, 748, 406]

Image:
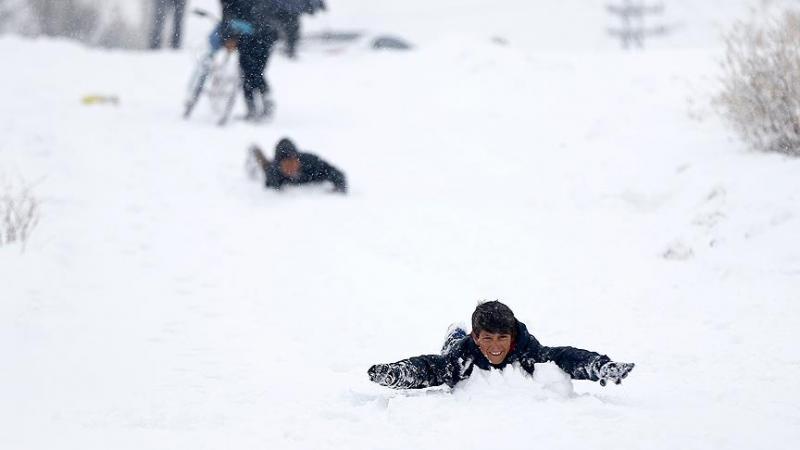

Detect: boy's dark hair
[471, 300, 518, 337]
[275, 138, 299, 161]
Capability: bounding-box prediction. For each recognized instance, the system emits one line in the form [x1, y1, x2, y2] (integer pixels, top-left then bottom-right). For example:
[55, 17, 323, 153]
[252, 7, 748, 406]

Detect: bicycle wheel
[206, 52, 241, 126]
[183, 51, 215, 119]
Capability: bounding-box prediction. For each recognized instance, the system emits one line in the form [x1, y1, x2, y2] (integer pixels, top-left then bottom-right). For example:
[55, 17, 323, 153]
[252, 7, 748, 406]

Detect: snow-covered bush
[716, 10, 800, 156]
[0, 178, 39, 250]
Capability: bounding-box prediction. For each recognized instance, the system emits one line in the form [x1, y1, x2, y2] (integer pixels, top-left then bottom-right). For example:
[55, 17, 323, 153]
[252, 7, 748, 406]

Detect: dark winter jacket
[380, 321, 610, 389]
[221, 0, 321, 21]
[273, 0, 326, 15]
[265, 146, 347, 192]
[221, 0, 280, 34]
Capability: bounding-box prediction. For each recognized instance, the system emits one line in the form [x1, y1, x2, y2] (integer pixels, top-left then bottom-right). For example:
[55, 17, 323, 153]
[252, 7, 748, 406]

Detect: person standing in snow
[248, 137, 347, 193]
[220, 0, 281, 120]
[272, 0, 327, 58]
[150, 0, 187, 49]
[368, 301, 634, 389]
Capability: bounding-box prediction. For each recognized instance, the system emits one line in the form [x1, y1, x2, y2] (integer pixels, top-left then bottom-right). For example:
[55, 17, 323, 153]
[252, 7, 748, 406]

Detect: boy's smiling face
[473, 330, 513, 365]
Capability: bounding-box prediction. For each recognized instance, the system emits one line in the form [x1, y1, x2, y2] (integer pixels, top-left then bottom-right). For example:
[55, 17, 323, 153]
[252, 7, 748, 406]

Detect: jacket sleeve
[520, 334, 609, 381]
[309, 156, 347, 192]
[381, 354, 456, 389]
[264, 165, 284, 190]
[537, 345, 610, 381]
[322, 161, 347, 192]
[219, 0, 239, 40]
[221, 0, 236, 20]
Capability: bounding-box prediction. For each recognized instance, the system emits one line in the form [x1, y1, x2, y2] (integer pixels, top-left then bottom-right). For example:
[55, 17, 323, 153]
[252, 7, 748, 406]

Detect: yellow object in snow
[81, 95, 120, 106]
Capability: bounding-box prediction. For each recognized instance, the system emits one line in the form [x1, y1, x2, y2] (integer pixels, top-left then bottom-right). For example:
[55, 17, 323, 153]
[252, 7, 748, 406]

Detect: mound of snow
[453, 363, 574, 402]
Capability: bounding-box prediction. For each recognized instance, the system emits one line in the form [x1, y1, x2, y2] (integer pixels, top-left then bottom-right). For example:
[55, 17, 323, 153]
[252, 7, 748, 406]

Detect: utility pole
[607, 0, 668, 50]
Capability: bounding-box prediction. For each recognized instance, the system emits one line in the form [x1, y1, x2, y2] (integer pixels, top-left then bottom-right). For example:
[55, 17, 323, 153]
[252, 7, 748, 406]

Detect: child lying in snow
[248, 138, 347, 193]
[368, 301, 634, 389]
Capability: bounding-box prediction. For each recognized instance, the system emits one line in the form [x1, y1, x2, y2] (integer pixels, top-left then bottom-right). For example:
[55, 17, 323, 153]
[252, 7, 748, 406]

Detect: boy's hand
[368, 364, 399, 387]
[597, 361, 635, 386]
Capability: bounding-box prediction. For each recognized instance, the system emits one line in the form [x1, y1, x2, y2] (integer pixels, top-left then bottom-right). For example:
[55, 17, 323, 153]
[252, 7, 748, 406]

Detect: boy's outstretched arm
[321, 161, 347, 193]
[264, 165, 283, 190]
[538, 346, 634, 385]
[368, 355, 451, 389]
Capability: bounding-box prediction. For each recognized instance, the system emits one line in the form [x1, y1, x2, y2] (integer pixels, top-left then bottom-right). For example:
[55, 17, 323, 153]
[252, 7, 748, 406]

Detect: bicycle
[182, 9, 243, 126]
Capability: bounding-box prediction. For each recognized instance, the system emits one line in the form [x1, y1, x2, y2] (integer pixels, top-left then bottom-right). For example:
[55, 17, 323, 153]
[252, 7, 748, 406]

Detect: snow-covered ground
[2, 1, 800, 449]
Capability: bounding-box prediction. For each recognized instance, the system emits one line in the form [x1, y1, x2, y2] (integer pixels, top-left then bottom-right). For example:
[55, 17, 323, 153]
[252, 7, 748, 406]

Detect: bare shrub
[716, 10, 800, 156]
[0, 179, 40, 250]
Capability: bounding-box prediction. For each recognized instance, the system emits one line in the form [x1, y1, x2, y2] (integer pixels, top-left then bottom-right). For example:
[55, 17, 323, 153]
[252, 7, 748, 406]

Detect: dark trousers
[150, 0, 186, 49]
[238, 29, 279, 102]
[276, 11, 301, 57]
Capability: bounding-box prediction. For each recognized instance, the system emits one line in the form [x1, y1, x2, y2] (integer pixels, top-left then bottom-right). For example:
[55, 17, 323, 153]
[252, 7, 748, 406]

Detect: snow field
[2, 1, 800, 449]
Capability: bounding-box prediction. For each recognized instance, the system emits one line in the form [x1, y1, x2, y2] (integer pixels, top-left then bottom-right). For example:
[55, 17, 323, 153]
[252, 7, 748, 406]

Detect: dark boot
[244, 93, 258, 120]
[441, 324, 467, 355]
[260, 92, 275, 119]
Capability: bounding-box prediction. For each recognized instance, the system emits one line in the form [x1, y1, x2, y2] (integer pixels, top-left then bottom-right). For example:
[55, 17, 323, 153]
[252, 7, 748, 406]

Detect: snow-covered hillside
[2, 1, 799, 450]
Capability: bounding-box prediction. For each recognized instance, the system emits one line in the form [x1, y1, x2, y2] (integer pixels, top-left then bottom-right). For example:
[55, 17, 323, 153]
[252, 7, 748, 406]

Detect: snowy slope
[2, 1, 800, 450]
[183, 0, 767, 52]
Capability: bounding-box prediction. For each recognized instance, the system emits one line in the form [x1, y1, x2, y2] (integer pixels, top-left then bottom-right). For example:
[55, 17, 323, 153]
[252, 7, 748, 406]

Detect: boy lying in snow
[368, 301, 634, 389]
[248, 138, 347, 193]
